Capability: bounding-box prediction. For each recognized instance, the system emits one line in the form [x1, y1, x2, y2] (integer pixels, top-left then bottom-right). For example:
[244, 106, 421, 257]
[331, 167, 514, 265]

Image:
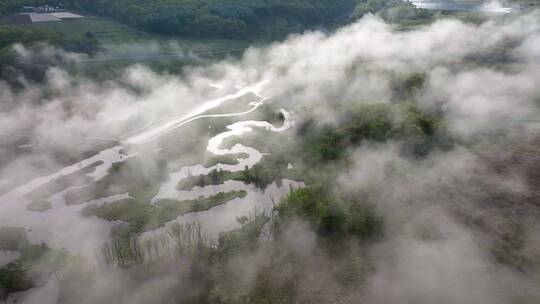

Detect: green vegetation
[208, 209, 374, 303]
[0, 0, 434, 84]
[0, 226, 67, 299]
[298, 102, 450, 164]
[178, 154, 294, 191]
[0, 262, 32, 300]
[16, 17, 250, 47]
[0, 0, 437, 43]
[0, 24, 98, 54]
[195, 98, 449, 192]
[170, 153, 250, 172]
[69, 0, 360, 40]
[74, 202, 376, 303]
[2, 16, 248, 80]
[155, 191, 247, 221]
[78, 188, 248, 280]
[278, 185, 383, 238]
[0, 0, 537, 301]
[178, 169, 231, 190]
[100, 221, 211, 268]
[0, 24, 98, 86]
[64, 158, 167, 205]
[82, 190, 247, 237]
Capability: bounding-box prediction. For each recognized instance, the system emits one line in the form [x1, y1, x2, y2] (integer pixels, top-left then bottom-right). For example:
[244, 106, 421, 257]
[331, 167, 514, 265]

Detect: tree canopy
[69, 0, 360, 39]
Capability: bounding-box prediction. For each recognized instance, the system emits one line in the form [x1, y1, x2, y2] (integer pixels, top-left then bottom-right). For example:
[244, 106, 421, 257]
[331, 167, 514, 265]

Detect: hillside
[73, 0, 360, 39]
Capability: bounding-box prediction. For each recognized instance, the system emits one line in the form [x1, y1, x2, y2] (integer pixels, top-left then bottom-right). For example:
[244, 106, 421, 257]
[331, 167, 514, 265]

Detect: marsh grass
[100, 222, 211, 269]
[83, 190, 247, 240]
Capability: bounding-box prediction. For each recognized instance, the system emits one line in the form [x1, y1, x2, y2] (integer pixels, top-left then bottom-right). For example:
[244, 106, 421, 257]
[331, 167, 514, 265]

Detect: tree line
[66, 0, 360, 39]
[1, 0, 431, 40]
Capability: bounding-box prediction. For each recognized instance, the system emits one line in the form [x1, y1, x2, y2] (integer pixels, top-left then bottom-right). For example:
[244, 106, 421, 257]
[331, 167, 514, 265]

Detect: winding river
[0, 81, 301, 258]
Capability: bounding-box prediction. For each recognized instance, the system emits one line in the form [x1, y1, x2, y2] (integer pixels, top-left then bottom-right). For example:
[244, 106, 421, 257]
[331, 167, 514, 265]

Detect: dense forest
[0, 0, 359, 38]
[69, 0, 360, 39]
[1, 0, 429, 39]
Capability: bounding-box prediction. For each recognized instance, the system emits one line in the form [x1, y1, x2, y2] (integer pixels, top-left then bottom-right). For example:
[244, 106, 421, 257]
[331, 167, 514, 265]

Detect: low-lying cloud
[0, 10, 539, 304]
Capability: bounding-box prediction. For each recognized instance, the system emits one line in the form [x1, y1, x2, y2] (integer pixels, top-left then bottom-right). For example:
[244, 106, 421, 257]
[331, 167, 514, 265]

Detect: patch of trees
[66, 0, 360, 39]
[1, 0, 431, 41]
[0, 25, 98, 86]
[298, 102, 452, 164]
[278, 185, 383, 239]
[178, 154, 291, 191]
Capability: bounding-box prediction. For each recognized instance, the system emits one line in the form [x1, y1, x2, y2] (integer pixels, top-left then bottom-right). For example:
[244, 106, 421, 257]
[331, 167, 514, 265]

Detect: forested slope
[1, 0, 432, 39]
[65, 0, 360, 39]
